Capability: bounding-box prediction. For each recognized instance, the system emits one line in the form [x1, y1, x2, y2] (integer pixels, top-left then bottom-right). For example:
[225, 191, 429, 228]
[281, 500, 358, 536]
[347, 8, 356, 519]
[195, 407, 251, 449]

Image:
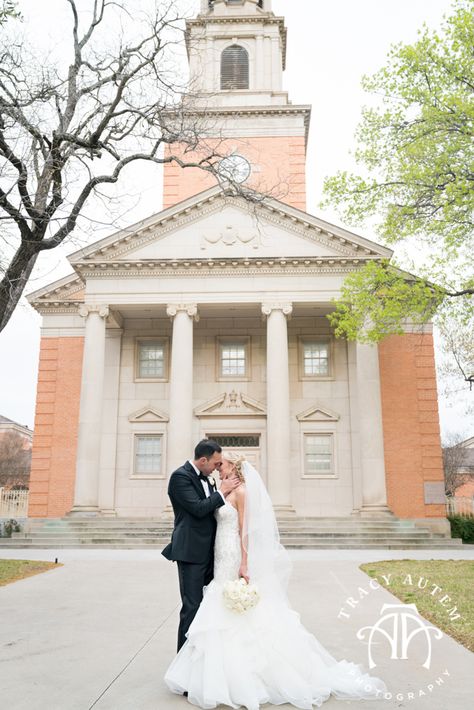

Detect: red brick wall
[28, 337, 84, 518]
[163, 136, 307, 211]
[378, 333, 446, 519]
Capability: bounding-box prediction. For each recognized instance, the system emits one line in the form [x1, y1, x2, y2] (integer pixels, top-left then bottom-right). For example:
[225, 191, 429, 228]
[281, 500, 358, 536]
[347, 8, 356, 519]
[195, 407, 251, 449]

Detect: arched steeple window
[221, 45, 249, 90]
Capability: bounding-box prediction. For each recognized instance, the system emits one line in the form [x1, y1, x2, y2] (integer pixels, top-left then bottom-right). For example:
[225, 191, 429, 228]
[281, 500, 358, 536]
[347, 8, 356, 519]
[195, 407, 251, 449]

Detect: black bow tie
[198, 473, 209, 482]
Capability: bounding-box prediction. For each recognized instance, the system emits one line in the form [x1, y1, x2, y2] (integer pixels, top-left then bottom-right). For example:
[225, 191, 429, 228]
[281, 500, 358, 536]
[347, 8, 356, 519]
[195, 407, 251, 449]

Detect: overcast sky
[0, 0, 470, 441]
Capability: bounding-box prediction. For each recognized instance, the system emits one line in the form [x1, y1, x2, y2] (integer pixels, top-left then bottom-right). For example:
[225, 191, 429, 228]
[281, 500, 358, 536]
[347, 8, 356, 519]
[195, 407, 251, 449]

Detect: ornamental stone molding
[78, 304, 110, 319]
[200, 225, 261, 250]
[128, 406, 169, 423]
[261, 302, 293, 317]
[74, 257, 376, 280]
[296, 404, 340, 423]
[194, 391, 266, 418]
[166, 303, 199, 321]
[67, 191, 388, 264]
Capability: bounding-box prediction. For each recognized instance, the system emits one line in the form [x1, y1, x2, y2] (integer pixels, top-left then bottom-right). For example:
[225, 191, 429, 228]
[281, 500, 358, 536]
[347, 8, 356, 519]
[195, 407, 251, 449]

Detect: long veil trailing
[241, 461, 292, 599]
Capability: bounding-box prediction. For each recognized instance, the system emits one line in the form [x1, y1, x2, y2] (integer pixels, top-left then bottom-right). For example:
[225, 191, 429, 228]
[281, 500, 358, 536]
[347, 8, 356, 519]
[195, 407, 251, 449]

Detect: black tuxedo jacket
[161, 461, 225, 564]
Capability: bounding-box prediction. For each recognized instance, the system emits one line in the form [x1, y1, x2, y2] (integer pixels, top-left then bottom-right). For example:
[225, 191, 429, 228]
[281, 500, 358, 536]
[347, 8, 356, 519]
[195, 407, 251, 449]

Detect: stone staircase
[0, 515, 463, 549]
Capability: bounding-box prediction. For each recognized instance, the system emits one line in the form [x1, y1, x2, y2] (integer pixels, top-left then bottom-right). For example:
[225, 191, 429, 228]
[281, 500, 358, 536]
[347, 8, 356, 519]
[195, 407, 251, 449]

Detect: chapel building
[26, 0, 448, 530]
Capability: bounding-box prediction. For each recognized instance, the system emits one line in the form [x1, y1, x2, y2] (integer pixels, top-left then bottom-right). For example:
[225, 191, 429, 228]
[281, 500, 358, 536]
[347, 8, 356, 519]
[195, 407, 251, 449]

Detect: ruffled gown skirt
[164, 504, 386, 710]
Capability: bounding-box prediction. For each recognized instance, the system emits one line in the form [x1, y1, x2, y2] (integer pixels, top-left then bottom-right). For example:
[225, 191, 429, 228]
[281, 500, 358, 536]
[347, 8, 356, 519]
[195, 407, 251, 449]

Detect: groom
[162, 439, 241, 651]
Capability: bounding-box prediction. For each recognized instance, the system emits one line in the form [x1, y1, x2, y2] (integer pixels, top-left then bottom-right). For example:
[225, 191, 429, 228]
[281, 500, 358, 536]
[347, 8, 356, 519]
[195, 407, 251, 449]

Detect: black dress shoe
[183, 691, 188, 697]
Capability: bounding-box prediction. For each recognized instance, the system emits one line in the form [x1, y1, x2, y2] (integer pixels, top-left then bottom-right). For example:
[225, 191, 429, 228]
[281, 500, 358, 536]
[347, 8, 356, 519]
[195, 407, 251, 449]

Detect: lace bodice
[214, 503, 241, 583]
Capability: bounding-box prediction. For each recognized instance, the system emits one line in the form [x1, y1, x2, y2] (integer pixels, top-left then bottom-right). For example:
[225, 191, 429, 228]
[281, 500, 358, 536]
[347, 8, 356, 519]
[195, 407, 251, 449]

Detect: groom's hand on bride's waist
[220, 475, 241, 497]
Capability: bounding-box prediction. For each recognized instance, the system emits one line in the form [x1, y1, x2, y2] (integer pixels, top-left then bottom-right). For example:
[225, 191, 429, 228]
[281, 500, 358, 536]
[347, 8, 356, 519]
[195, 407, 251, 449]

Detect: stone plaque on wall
[424, 482, 446, 504]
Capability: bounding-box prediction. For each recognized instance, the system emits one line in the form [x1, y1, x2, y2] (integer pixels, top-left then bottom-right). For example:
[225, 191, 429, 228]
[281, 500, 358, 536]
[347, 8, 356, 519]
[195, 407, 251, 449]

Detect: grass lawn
[360, 560, 474, 652]
[0, 559, 63, 587]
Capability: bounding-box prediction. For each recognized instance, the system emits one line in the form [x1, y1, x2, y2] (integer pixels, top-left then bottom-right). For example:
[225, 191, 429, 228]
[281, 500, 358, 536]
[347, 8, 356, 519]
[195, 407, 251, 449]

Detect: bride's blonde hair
[223, 452, 246, 482]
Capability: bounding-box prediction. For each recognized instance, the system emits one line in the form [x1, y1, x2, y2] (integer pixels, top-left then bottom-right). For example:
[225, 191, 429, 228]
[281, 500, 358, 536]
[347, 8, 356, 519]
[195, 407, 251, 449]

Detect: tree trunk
[0, 241, 40, 332]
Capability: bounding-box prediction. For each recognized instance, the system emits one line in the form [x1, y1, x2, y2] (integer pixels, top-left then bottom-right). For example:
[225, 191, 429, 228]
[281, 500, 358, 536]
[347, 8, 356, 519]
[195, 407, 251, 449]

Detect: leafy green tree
[323, 0, 473, 388]
[0, 1, 21, 25]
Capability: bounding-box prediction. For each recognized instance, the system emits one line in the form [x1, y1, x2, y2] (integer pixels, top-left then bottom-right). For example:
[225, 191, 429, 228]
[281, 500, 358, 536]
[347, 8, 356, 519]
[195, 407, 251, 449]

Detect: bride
[164, 453, 387, 709]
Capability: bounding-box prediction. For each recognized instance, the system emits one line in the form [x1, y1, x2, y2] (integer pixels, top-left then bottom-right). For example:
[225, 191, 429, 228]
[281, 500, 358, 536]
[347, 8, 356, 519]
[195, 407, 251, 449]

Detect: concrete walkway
[0, 550, 473, 710]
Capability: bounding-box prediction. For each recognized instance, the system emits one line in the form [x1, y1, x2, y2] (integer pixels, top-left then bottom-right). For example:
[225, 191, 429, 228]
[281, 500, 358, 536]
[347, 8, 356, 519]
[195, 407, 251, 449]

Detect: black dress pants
[176, 556, 214, 651]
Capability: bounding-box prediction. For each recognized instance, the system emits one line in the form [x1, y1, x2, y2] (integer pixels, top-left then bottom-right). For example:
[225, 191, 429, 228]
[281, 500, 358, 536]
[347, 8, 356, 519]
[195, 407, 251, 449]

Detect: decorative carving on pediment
[128, 406, 169, 423]
[201, 225, 261, 250]
[296, 404, 340, 422]
[195, 390, 266, 418]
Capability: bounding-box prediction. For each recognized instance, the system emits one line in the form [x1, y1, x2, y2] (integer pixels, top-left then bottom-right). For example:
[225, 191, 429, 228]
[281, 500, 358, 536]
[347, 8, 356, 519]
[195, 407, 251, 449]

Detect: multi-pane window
[137, 341, 165, 379]
[304, 434, 333, 475]
[303, 341, 330, 377]
[221, 342, 246, 377]
[134, 435, 162, 476]
[221, 45, 249, 90]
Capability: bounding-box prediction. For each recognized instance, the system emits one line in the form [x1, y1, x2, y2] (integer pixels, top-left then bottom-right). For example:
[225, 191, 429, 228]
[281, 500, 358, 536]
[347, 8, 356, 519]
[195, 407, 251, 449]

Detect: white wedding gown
[164, 503, 387, 709]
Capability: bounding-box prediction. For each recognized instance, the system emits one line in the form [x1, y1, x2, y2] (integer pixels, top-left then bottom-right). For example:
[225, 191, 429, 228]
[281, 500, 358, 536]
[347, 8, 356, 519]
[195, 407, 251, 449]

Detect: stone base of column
[67, 506, 101, 517]
[99, 508, 117, 518]
[359, 505, 394, 518]
[273, 505, 296, 516]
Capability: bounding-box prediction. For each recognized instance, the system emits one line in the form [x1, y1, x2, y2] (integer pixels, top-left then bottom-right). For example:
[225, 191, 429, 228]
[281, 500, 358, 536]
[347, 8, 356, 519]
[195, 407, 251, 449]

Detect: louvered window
[221, 45, 249, 90]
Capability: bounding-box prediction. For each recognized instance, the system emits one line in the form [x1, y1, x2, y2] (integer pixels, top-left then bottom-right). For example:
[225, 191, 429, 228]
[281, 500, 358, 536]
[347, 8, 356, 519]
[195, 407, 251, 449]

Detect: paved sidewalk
[0, 551, 473, 710]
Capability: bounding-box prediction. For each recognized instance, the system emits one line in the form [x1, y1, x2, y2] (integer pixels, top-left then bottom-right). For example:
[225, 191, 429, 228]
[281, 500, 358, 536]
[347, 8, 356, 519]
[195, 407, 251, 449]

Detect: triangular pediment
[296, 404, 340, 422]
[195, 390, 266, 418]
[67, 186, 392, 266]
[128, 406, 169, 423]
[26, 272, 85, 304]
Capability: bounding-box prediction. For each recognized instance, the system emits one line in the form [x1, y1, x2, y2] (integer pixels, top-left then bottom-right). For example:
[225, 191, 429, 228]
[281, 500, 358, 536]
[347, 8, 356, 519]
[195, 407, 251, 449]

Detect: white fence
[0, 488, 29, 518]
[446, 496, 474, 517]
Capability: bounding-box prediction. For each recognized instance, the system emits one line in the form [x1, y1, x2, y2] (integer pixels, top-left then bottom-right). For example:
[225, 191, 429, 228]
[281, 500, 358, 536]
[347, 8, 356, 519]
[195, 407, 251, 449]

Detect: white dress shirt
[188, 460, 225, 502]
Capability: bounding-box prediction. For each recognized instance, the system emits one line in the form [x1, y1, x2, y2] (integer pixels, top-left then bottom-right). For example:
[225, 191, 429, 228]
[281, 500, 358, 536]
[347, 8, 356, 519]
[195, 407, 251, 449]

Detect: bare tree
[0, 431, 31, 487]
[443, 436, 471, 497]
[0, 0, 233, 333]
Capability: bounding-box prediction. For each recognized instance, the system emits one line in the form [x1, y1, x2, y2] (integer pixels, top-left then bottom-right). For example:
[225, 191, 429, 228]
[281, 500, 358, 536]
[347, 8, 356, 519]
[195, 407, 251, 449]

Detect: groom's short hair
[194, 439, 222, 460]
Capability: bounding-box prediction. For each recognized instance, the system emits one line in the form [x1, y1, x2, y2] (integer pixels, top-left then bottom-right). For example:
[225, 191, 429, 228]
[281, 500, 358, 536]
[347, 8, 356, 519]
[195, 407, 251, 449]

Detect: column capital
[261, 302, 293, 318]
[166, 303, 199, 321]
[78, 304, 109, 319]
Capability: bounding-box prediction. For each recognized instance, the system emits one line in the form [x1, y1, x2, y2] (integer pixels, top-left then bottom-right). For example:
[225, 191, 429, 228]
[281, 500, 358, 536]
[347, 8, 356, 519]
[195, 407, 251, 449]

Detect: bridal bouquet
[223, 578, 260, 614]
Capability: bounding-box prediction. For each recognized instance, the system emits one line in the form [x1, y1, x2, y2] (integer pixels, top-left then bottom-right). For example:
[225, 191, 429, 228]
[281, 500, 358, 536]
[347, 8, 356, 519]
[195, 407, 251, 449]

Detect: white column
[356, 342, 391, 516]
[262, 302, 293, 511]
[166, 304, 198, 474]
[98, 327, 123, 517]
[255, 34, 264, 90]
[70, 304, 109, 515]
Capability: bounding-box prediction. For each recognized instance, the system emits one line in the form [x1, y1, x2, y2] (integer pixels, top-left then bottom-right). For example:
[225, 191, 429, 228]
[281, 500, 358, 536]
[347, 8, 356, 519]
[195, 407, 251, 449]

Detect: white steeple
[188, 0, 287, 106]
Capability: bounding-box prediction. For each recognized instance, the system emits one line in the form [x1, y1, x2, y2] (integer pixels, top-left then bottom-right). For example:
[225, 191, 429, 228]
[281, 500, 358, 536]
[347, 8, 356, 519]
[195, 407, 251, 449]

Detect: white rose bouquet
[223, 578, 260, 614]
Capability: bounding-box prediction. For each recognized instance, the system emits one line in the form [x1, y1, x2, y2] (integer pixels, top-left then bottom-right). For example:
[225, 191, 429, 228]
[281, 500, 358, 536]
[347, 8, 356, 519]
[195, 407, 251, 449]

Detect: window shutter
[221, 45, 249, 90]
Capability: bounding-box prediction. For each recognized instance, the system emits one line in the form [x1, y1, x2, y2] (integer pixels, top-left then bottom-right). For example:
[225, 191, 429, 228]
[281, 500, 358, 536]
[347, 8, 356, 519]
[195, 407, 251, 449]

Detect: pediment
[296, 404, 340, 422]
[67, 186, 392, 266]
[195, 390, 266, 418]
[26, 273, 85, 304]
[128, 406, 169, 423]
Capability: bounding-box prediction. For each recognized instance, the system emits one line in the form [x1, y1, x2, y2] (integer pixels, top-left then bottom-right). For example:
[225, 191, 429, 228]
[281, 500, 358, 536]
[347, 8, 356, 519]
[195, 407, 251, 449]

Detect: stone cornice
[186, 15, 287, 69]
[32, 303, 85, 315]
[73, 255, 379, 279]
[26, 274, 85, 304]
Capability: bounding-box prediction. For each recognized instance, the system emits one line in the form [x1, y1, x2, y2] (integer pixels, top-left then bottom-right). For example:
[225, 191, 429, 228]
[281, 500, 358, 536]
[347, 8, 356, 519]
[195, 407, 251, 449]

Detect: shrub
[448, 515, 474, 544]
[0, 518, 21, 537]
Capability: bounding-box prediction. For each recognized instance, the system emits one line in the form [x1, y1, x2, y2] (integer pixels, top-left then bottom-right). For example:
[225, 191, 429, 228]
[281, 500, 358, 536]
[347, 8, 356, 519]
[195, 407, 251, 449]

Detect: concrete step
[0, 541, 464, 550]
[19, 531, 452, 542]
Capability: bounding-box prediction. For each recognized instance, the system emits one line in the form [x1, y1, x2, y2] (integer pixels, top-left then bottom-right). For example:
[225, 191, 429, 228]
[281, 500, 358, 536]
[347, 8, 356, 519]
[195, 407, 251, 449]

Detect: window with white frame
[302, 340, 330, 377]
[134, 435, 162, 476]
[304, 434, 334, 476]
[218, 338, 249, 379]
[136, 340, 167, 379]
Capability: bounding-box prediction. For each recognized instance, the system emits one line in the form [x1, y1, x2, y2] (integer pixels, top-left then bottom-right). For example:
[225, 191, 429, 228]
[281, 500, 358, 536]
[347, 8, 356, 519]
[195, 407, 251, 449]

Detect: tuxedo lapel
[183, 461, 206, 500]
